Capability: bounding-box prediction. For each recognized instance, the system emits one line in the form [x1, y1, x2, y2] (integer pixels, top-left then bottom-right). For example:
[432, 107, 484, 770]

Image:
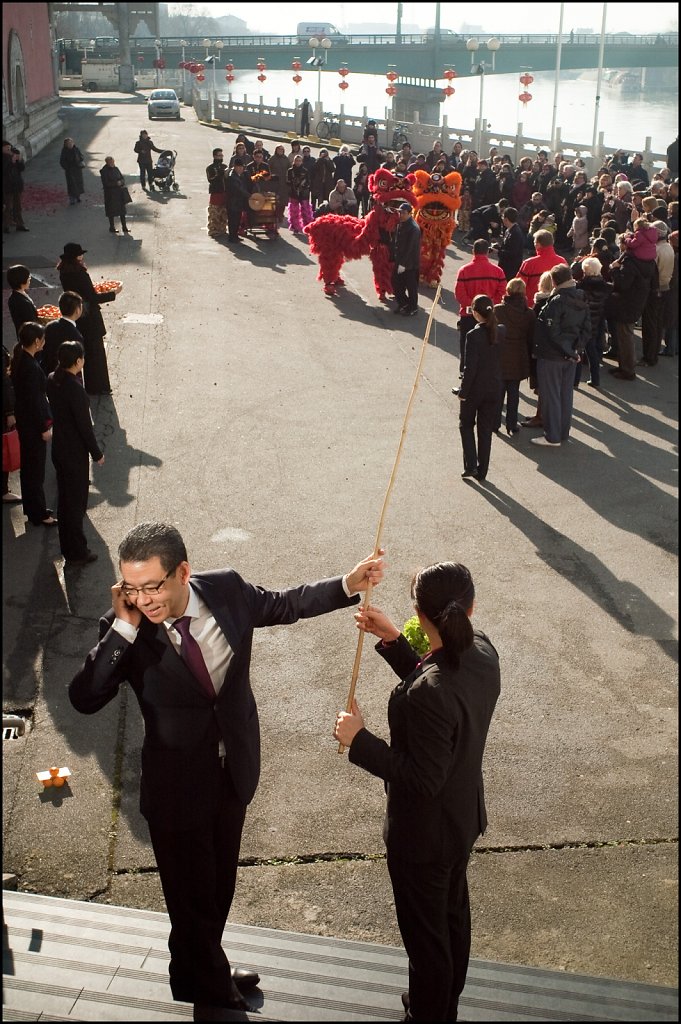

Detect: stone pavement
[2, 94, 678, 994]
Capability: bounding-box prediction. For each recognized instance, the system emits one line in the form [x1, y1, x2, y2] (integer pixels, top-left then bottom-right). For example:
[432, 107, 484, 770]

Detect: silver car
[148, 89, 180, 120]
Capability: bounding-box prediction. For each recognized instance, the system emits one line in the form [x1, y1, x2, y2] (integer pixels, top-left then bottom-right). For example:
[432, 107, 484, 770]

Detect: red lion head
[368, 168, 416, 210]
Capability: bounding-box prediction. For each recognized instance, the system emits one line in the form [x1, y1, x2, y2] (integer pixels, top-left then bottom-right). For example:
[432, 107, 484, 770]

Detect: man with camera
[3, 141, 29, 233]
[206, 147, 228, 238]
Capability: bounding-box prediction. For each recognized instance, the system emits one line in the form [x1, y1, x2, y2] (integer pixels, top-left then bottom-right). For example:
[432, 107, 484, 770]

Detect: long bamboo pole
[338, 282, 442, 753]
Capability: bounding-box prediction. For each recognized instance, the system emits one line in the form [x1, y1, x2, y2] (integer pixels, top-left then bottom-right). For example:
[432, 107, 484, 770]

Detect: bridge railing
[199, 87, 667, 177]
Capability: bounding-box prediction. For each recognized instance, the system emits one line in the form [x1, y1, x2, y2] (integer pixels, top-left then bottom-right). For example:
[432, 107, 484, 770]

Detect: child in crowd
[624, 217, 659, 261]
[568, 205, 590, 253]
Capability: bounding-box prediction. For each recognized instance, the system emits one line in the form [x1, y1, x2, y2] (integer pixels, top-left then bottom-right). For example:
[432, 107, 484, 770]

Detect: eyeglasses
[121, 567, 176, 598]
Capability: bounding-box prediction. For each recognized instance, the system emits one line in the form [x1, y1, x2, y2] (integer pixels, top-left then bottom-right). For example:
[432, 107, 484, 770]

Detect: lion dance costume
[411, 169, 462, 288]
[305, 169, 416, 298]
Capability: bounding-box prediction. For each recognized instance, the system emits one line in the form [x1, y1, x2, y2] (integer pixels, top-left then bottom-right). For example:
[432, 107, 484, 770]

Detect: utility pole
[396, 2, 403, 45]
[117, 1, 134, 93]
[433, 1, 441, 78]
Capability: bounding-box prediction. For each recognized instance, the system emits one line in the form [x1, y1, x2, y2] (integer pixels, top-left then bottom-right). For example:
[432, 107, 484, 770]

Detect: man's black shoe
[232, 966, 260, 991]
[452, 387, 461, 396]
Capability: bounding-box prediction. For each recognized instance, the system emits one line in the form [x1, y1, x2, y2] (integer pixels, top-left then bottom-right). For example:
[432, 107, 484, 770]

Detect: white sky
[175, 2, 679, 34]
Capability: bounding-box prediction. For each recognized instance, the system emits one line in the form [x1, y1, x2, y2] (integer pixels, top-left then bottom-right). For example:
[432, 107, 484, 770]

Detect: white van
[296, 23, 347, 43]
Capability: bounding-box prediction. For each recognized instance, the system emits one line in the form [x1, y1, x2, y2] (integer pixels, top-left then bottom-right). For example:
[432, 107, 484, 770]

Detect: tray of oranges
[94, 279, 122, 294]
[36, 304, 60, 323]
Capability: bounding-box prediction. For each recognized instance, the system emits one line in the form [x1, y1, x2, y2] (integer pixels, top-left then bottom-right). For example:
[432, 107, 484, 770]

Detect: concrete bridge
[58, 32, 679, 79]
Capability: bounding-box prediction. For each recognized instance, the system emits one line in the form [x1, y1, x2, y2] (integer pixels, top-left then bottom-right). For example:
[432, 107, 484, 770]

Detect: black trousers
[148, 762, 247, 1005]
[642, 290, 669, 365]
[459, 390, 499, 478]
[387, 852, 471, 1022]
[17, 425, 49, 523]
[227, 207, 244, 240]
[139, 161, 154, 187]
[458, 315, 476, 374]
[301, 115, 310, 136]
[393, 268, 419, 311]
[53, 458, 90, 560]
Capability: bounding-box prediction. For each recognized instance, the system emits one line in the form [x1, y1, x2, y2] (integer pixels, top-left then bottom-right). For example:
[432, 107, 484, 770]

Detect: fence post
[515, 123, 523, 166]
[643, 136, 654, 179]
[440, 114, 448, 147]
[554, 126, 562, 155]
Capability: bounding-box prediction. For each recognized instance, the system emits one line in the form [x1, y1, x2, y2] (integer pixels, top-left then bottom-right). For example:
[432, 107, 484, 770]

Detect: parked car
[148, 88, 181, 120]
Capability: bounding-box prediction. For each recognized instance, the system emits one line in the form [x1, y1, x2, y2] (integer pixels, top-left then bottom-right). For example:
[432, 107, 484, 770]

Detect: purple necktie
[172, 616, 215, 699]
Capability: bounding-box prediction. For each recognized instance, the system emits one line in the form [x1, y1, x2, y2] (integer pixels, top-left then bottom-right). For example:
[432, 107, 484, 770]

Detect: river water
[213, 68, 677, 155]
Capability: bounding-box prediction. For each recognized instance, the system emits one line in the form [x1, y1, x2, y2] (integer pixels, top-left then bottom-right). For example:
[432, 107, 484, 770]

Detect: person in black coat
[7, 264, 38, 338]
[472, 159, 499, 207]
[100, 156, 130, 233]
[9, 323, 57, 527]
[392, 204, 421, 315]
[575, 257, 613, 387]
[60, 138, 85, 204]
[69, 521, 384, 1015]
[3, 141, 28, 232]
[225, 161, 252, 242]
[606, 241, 657, 380]
[134, 130, 163, 190]
[57, 243, 120, 396]
[494, 207, 525, 280]
[456, 294, 504, 481]
[299, 98, 311, 137]
[42, 291, 84, 377]
[47, 340, 104, 566]
[335, 560, 500, 1023]
[3, 344, 21, 502]
[333, 145, 355, 185]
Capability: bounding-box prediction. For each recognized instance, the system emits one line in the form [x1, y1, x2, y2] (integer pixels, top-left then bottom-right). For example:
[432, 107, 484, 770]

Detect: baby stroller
[152, 150, 179, 192]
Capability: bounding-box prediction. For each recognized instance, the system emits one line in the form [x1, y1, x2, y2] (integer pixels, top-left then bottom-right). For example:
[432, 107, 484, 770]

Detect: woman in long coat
[268, 145, 290, 223]
[286, 156, 313, 232]
[310, 150, 334, 211]
[60, 138, 85, 205]
[100, 156, 129, 233]
[58, 242, 120, 395]
[493, 277, 535, 434]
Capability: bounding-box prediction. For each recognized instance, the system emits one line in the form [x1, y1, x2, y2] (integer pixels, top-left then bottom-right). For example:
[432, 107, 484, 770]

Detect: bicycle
[391, 123, 409, 149]
[316, 113, 341, 140]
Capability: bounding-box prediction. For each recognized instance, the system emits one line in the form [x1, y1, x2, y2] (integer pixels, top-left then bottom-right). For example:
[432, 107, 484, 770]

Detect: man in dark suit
[392, 203, 422, 316]
[42, 292, 84, 376]
[494, 207, 525, 280]
[46, 339, 103, 566]
[69, 523, 384, 1017]
[7, 264, 38, 337]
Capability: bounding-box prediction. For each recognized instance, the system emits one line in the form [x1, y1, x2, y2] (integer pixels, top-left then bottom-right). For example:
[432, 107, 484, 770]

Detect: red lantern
[197, 63, 204, 72]
[386, 84, 397, 96]
[519, 91, 532, 105]
[386, 70, 398, 82]
[443, 85, 455, 98]
[257, 73, 267, 83]
[257, 60, 266, 72]
[59, 54, 66, 64]
[196, 74, 205, 82]
[226, 74, 235, 83]
[157, 58, 166, 70]
[178, 60, 185, 69]
[292, 61, 301, 71]
[225, 62, 234, 72]
[519, 73, 534, 87]
[443, 69, 457, 81]
[292, 73, 302, 84]
[188, 63, 197, 74]
[339, 67, 349, 77]
[339, 80, 349, 91]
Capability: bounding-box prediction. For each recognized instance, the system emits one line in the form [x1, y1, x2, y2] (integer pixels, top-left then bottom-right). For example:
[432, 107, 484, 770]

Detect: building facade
[3, 2, 62, 157]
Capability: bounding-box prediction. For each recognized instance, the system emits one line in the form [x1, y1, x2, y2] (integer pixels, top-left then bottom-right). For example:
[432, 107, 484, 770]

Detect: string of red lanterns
[225, 61, 235, 84]
[338, 65, 349, 91]
[519, 72, 534, 107]
[442, 67, 457, 99]
[257, 57, 267, 84]
[291, 59, 302, 85]
[386, 67, 398, 97]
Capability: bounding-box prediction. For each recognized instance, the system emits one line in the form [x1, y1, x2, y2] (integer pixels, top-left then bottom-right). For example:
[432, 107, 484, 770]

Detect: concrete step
[2, 890, 678, 1021]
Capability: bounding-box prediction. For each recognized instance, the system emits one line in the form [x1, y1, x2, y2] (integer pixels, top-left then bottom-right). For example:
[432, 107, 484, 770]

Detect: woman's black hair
[57, 339, 84, 369]
[471, 294, 499, 344]
[10, 322, 45, 375]
[411, 562, 475, 670]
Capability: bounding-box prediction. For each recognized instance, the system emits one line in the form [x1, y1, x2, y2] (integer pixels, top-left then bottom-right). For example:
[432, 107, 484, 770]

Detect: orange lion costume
[411, 169, 463, 288]
[305, 169, 415, 298]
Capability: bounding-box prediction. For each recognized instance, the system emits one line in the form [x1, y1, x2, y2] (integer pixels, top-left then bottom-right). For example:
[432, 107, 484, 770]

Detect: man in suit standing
[42, 292, 84, 376]
[46, 340, 104, 566]
[300, 98, 311, 137]
[494, 207, 525, 281]
[69, 523, 384, 1018]
[392, 203, 422, 316]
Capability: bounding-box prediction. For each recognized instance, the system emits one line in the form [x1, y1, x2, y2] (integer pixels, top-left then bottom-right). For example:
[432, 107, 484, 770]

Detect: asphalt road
[2, 94, 678, 987]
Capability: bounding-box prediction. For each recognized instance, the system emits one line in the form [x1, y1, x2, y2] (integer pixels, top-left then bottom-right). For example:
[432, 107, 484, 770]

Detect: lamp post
[180, 40, 187, 103]
[466, 37, 501, 154]
[213, 40, 224, 120]
[154, 38, 161, 86]
[308, 36, 332, 106]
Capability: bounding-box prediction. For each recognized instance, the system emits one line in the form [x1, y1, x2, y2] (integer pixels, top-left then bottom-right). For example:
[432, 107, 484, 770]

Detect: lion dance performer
[305, 169, 416, 298]
[411, 169, 463, 287]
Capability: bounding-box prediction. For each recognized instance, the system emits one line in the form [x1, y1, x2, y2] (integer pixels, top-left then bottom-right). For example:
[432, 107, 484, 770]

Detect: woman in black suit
[57, 242, 121, 395]
[456, 293, 505, 481]
[46, 340, 104, 567]
[7, 264, 38, 338]
[10, 322, 57, 527]
[335, 562, 500, 1022]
